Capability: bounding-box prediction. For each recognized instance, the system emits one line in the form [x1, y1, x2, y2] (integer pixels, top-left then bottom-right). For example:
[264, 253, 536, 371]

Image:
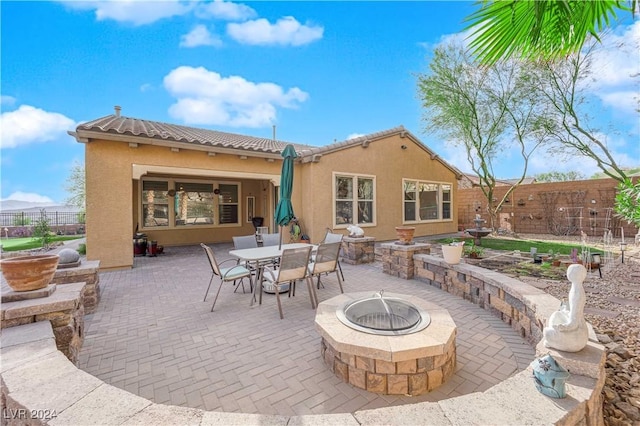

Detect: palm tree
[464, 0, 636, 65]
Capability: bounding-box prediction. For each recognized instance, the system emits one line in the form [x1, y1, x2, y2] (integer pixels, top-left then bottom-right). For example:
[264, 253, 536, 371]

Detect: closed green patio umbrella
[274, 144, 298, 249]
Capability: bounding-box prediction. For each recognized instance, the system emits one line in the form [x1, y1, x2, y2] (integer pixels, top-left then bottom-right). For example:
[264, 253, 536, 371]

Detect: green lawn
[436, 236, 597, 255]
[0, 236, 84, 252]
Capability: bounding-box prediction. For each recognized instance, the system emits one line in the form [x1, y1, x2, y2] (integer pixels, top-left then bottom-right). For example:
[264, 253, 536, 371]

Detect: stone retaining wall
[0, 282, 86, 364]
[341, 236, 376, 265]
[51, 261, 100, 314]
[378, 242, 431, 279]
[411, 254, 606, 425]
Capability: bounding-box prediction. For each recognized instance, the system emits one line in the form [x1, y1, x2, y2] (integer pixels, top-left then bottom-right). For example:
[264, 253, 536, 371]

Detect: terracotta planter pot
[395, 226, 416, 245]
[1, 254, 59, 292]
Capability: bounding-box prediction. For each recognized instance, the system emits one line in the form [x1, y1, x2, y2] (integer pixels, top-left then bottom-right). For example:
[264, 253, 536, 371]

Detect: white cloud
[347, 133, 365, 140]
[598, 90, 639, 116]
[227, 16, 323, 46]
[63, 0, 193, 26]
[163, 66, 309, 127]
[2, 191, 54, 203]
[0, 105, 76, 149]
[180, 24, 222, 48]
[1, 95, 16, 106]
[586, 21, 640, 115]
[195, 0, 256, 21]
[140, 83, 153, 92]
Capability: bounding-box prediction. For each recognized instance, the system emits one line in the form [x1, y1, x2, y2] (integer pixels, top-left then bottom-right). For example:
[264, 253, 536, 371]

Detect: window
[403, 179, 453, 223]
[140, 178, 240, 229]
[442, 184, 452, 220]
[218, 183, 239, 224]
[142, 180, 169, 227]
[175, 182, 215, 226]
[334, 173, 375, 227]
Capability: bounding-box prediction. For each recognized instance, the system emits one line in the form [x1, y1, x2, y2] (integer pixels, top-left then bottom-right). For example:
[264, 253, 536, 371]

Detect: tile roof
[75, 114, 313, 154]
[73, 111, 462, 177]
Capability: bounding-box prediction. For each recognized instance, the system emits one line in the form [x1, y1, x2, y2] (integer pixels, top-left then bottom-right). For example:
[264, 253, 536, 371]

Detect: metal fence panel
[0, 211, 85, 227]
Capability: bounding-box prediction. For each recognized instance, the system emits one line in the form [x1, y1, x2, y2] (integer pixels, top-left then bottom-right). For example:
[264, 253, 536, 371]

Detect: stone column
[341, 236, 376, 265]
[380, 242, 431, 279]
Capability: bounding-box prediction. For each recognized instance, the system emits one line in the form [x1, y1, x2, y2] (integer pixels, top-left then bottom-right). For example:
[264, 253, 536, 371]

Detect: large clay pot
[395, 226, 416, 245]
[1, 254, 59, 292]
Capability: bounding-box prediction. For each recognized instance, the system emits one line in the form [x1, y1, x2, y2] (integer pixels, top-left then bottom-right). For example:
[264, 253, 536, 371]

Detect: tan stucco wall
[85, 133, 457, 269]
[297, 134, 458, 243]
[86, 140, 288, 269]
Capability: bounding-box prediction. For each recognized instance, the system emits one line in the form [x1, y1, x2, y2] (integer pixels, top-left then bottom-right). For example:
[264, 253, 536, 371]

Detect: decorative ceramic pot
[442, 244, 464, 265]
[1, 254, 59, 292]
[395, 226, 416, 245]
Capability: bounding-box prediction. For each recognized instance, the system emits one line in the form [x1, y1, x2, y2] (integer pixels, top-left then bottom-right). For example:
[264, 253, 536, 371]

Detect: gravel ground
[506, 234, 640, 426]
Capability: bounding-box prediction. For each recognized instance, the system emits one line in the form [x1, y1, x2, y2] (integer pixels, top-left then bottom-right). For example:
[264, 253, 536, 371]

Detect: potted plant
[549, 250, 561, 267]
[441, 239, 465, 265]
[395, 226, 416, 245]
[464, 242, 484, 259]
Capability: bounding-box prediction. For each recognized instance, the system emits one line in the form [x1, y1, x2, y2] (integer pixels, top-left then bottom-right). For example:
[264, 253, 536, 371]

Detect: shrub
[32, 209, 52, 248]
[12, 215, 31, 226]
[77, 243, 86, 255]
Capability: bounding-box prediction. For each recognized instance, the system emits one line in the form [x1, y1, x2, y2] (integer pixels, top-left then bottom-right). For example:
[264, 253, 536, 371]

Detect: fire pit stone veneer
[315, 292, 456, 396]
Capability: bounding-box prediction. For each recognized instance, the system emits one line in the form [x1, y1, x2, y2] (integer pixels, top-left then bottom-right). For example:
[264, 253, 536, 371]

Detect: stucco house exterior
[69, 107, 462, 269]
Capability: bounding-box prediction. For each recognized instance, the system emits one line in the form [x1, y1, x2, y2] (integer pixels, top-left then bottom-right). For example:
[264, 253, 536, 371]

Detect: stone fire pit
[315, 292, 456, 396]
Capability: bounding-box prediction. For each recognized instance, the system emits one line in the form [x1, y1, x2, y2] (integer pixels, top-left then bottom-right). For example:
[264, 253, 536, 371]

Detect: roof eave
[73, 129, 284, 160]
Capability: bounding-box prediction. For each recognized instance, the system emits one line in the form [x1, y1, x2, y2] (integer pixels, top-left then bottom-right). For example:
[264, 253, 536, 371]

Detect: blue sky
[1, 1, 639, 205]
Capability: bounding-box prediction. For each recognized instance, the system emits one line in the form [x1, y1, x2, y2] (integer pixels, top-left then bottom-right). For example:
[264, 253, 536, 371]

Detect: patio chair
[259, 245, 315, 319]
[261, 233, 281, 247]
[320, 228, 345, 282]
[232, 235, 259, 291]
[307, 242, 344, 296]
[200, 243, 251, 312]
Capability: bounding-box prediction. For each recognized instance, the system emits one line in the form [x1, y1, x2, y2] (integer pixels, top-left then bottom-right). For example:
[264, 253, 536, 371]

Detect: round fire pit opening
[336, 291, 431, 335]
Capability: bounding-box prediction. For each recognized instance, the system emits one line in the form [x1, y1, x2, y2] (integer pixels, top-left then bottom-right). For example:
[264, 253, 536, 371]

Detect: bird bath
[465, 216, 492, 246]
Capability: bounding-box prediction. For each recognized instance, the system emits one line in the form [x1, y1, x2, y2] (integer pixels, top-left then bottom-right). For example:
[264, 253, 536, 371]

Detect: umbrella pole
[278, 225, 283, 250]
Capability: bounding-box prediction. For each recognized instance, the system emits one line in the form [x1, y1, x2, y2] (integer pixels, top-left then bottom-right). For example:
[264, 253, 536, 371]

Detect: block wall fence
[457, 178, 638, 238]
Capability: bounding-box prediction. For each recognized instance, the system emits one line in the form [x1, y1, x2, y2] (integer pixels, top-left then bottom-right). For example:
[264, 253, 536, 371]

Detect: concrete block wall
[458, 178, 638, 238]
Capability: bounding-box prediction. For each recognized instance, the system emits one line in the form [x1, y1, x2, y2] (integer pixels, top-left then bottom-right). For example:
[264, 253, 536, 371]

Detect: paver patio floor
[78, 244, 535, 416]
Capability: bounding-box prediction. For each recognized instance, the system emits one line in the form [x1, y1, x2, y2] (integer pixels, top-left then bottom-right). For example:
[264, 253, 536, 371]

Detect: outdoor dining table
[229, 243, 316, 306]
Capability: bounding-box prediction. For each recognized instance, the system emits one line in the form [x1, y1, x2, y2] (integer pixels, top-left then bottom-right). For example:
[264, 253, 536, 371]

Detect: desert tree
[464, 0, 639, 231]
[534, 171, 586, 182]
[64, 161, 85, 223]
[417, 41, 551, 231]
[530, 45, 632, 183]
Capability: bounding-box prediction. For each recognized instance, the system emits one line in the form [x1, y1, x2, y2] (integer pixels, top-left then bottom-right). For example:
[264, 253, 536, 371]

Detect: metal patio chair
[320, 228, 345, 282]
[261, 233, 281, 247]
[258, 245, 315, 319]
[201, 243, 251, 312]
[232, 235, 259, 292]
[307, 241, 344, 297]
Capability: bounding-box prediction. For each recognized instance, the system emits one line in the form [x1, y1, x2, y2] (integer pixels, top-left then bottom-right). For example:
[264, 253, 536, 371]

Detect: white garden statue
[346, 224, 364, 238]
[543, 264, 589, 352]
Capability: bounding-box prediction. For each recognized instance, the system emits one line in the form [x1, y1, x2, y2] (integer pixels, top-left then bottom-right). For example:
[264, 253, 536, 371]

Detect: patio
[77, 243, 535, 416]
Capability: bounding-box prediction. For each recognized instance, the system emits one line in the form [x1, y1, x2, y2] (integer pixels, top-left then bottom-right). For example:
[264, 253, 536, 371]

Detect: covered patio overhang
[132, 164, 281, 186]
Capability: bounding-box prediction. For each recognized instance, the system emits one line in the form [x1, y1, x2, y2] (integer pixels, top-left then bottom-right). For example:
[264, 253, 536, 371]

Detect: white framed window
[334, 173, 376, 227]
[403, 179, 453, 223]
[140, 178, 240, 230]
